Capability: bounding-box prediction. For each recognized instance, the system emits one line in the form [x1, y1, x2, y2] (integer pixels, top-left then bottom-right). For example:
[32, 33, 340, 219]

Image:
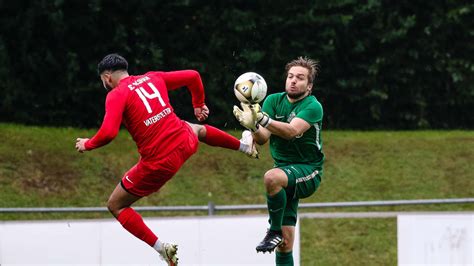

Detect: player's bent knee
[106, 200, 119, 216]
[263, 171, 277, 189]
[187, 122, 206, 140]
[197, 124, 207, 140]
[263, 169, 287, 191]
[106, 195, 127, 217]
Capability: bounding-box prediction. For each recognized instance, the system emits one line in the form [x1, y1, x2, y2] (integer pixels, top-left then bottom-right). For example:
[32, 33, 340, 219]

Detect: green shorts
[278, 164, 322, 226]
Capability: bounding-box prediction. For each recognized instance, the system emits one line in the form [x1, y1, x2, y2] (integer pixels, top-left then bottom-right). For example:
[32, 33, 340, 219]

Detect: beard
[103, 83, 113, 92]
[287, 90, 308, 100]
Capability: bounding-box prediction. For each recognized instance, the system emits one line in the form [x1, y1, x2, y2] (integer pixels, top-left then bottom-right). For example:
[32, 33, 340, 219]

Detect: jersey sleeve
[157, 70, 205, 108]
[297, 100, 323, 124]
[84, 90, 126, 150]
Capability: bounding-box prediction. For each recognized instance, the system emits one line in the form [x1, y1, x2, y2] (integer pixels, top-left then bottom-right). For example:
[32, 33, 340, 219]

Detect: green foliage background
[0, 1, 473, 129]
[0, 123, 473, 264]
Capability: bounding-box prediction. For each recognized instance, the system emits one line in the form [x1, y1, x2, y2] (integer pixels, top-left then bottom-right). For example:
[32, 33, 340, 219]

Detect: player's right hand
[75, 138, 89, 153]
[233, 103, 258, 132]
[194, 105, 209, 122]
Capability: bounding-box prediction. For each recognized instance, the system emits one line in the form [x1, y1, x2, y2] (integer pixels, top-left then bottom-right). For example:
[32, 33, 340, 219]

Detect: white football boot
[158, 242, 178, 266]
[240, 130, 259, 159]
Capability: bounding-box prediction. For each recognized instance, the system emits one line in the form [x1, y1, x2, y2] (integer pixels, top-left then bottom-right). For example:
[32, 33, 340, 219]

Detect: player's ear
[102, 73, 113, 84]
[100, 72, 112, 91]
[100, 73, 107, 82]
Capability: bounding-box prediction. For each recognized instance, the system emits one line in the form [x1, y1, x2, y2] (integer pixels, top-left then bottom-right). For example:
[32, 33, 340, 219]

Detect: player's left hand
[75, 138, 89, 153]
[194, 105, 209, 122]
[248, 103, 271, 128]
[233, 103, 259, 132]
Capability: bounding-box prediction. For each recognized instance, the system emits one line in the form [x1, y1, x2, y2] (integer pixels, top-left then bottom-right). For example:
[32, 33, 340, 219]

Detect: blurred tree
[0, 0, 472, 129]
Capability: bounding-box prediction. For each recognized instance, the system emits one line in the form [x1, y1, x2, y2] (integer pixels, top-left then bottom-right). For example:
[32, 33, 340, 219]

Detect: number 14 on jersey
[135, 82, 166, 113]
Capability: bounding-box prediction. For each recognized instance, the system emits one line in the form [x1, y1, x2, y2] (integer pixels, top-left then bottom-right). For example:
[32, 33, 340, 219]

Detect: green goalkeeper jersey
[262, 92, 324, 170]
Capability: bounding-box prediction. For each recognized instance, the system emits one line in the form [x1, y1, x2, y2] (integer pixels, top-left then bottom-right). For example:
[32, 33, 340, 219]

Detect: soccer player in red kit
[75, 54, 257, 265]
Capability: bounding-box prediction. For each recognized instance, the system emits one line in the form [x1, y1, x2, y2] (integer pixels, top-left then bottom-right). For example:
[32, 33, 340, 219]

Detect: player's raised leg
[186, 123, 258, 158]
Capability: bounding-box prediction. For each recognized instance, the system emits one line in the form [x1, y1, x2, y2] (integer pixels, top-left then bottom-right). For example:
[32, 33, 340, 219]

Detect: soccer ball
[233, 72, 267, 104]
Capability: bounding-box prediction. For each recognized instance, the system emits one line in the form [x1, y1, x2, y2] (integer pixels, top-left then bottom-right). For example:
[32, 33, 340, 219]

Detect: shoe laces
[263, 229, 281, 241]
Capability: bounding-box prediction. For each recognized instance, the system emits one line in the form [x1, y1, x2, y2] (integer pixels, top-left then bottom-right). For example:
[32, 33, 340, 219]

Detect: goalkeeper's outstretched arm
[263, 118, 310, 140]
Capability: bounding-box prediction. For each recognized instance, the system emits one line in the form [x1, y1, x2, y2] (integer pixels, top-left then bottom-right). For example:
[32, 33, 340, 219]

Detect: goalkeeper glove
[233, 103, 259, 132]
[249, 103, 272, 128]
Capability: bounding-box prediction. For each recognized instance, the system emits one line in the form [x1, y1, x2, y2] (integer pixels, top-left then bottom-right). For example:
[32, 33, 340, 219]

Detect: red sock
[203, 125, 240, 150]
[117, 207, 158, 247]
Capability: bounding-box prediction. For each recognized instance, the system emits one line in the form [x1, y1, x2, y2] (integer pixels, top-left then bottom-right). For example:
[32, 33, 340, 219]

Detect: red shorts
[121, 124, 198, 197]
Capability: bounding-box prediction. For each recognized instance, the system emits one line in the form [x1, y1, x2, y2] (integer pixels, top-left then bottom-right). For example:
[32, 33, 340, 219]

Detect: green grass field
[0, 123, 473, 265]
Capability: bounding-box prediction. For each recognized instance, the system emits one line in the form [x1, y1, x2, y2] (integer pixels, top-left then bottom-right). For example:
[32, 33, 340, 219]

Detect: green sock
[267, 189, 286, 231]
[276, 251, 293, 266]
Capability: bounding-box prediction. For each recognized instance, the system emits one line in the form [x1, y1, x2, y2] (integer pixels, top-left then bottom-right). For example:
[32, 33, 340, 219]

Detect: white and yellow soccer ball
[233, 72, 267, 104]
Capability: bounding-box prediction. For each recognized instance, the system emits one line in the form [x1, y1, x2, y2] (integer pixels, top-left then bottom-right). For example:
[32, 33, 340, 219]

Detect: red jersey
[84, 70, 205, 162]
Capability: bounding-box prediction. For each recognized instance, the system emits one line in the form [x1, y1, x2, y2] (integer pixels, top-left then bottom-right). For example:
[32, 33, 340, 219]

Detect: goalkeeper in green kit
[233, 57, 324, 266]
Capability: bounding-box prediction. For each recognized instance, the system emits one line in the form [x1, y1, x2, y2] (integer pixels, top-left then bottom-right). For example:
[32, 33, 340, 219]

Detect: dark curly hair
[97, 53, 128, 75]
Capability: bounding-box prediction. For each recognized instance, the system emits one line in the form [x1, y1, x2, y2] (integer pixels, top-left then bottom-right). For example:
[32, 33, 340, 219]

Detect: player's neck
[111, 71, 129, 86]
[114, 71, 129, 80]
[287, 91, 309, 103]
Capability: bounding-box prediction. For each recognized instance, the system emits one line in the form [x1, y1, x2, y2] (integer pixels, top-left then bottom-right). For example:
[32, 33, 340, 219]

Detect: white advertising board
[0, 215, 300, 265]
[398, 214, 473, 265]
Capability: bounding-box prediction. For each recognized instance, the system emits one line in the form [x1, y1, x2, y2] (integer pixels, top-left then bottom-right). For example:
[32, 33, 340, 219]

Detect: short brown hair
[285, 56, 320, 84]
